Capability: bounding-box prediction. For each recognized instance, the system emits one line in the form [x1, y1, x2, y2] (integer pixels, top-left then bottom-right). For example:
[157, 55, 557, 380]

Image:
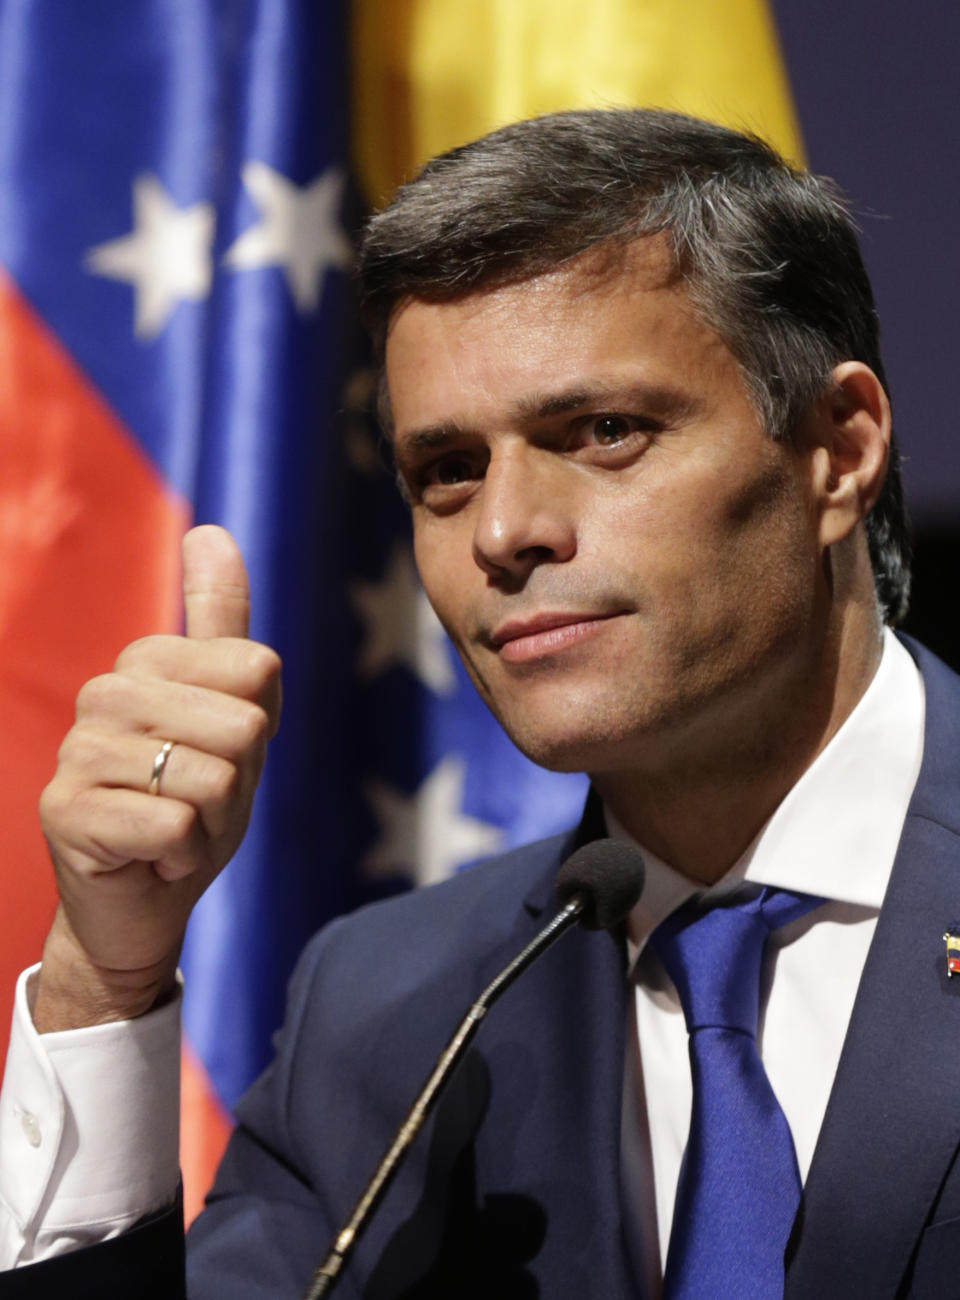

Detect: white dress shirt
[616, 628, 925, 1295]
[0, 629, 925, 1279]
[0, 970, 181, 1265]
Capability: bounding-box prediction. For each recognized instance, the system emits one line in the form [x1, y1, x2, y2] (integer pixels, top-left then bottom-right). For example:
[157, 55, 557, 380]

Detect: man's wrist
[33, 910, 180, 1032]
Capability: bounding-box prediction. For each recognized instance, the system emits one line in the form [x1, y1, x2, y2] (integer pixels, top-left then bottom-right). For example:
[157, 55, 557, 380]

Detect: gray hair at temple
[357, 107, 911, 624]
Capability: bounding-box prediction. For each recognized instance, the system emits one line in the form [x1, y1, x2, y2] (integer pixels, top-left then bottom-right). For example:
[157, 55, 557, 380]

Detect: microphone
[304, 838, 644, 1299]
[555, 838, 648, 929]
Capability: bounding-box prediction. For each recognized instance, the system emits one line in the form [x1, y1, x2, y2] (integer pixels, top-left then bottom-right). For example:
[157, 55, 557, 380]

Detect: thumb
[182, 525, 250, 639]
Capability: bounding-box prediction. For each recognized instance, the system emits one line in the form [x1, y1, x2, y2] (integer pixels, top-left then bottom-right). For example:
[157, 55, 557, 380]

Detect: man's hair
[358, 108, 911, 623]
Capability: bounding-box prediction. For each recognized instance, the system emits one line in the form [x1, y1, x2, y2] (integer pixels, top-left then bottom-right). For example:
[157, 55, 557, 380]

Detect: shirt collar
[610, 628, 925, 962]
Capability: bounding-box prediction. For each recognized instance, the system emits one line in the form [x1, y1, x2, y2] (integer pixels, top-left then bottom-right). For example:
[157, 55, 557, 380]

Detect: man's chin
[498, 717, 640, 775]
[476, 669, 670, 772]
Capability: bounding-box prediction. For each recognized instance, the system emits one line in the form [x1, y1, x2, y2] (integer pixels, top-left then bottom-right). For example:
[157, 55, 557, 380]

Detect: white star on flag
[351, 542, 456, 696]
[84, 175, 215, 338]
[364, 756, 505, 886]
[223, 162, 352, 312]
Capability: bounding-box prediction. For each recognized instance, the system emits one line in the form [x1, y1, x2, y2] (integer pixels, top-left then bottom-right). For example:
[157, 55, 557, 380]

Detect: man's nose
[471, 447, 576, 583]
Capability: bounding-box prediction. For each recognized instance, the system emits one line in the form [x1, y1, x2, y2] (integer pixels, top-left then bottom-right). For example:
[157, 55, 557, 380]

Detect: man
[1, 107, 958, 1297]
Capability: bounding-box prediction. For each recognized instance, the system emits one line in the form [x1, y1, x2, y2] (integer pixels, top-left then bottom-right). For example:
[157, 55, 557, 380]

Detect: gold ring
[148, 740, 175, 796]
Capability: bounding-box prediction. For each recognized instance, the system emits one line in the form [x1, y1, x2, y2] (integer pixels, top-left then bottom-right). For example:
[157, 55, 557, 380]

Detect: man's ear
[806, 361, 891, 549]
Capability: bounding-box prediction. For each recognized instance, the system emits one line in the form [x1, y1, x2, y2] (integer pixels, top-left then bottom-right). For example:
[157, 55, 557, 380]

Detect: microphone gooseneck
[305, 838, 645, 1299]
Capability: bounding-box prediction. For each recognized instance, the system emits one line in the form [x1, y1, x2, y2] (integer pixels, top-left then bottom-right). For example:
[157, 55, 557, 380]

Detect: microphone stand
[304, 892, 586, 1299]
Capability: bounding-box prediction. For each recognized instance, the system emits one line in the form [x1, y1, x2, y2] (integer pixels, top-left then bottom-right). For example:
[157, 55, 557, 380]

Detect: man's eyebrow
[393, 424, 472, 458]
[394, 381, 700, 456]
[514, 381, 700, 422]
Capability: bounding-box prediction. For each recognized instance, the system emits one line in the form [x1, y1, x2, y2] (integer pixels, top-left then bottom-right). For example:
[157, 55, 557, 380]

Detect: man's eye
[575, 413, 654, 449]
[589, 414, 635, 445]
[409, 455, 482, 500]
[429, 456, 475, 485]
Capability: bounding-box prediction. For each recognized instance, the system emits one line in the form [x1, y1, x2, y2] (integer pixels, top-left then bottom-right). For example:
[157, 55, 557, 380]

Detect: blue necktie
[648, 886, 822, 1298]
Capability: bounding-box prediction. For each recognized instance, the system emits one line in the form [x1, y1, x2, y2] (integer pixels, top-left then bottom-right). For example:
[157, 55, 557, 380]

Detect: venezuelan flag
[0, 0, 802, 1224]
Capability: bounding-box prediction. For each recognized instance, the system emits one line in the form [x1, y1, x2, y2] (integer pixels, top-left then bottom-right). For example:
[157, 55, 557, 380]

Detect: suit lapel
[470, 801, 642, 1297]
[359, 819, 641, 1299]
[786, 641, 960, 1296]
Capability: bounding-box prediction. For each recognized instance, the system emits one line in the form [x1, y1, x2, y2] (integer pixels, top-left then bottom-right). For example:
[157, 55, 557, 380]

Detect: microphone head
[555, 839, 645, 931]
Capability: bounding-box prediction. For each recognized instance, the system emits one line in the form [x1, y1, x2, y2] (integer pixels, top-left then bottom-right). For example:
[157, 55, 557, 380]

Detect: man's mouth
[489, 611, 625, 664]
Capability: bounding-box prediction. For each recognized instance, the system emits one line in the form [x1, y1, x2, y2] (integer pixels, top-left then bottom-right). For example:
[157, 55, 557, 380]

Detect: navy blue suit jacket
[6, 636, 960, 1298]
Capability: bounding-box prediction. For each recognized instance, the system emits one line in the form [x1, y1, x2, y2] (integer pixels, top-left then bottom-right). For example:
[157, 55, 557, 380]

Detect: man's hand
[32, 526, 281, 1032]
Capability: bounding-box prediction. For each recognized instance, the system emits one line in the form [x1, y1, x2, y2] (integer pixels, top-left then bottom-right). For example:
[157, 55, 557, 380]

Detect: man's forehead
[380, 231, 702, 439]
[385, 231, 682, 346]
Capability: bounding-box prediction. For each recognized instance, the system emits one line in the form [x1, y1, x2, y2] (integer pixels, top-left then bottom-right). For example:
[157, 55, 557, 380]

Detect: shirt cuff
[0, 963, 181, 1264]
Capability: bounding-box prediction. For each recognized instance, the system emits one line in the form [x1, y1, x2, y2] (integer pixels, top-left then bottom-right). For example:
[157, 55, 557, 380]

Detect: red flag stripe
[180, 1039, 232, 1224]
[0, 269, 189, 1053]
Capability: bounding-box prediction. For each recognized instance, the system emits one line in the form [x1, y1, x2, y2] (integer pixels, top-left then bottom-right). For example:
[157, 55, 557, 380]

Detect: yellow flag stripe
[351, 0, 804, 208]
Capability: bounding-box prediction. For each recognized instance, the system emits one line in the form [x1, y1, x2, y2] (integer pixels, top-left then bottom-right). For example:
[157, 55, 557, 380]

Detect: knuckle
[249, 642, 282, 684]
[55, 728, 80, 767]
[113, 634, 174, 673]
[238, 642, 282, 700]
[57, 726, 106, 772]
[112, 636, 153, 672]
[166, 801, 198, 847]
[75, 674, 122, 720]
[235, 701, 269, 750]
[203, 759, 238, 805]
[38, 781, 67, 832]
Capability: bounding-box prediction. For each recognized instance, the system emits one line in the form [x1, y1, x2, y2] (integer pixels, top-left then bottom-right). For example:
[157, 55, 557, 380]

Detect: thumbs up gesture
[33, 527, 281, 1032]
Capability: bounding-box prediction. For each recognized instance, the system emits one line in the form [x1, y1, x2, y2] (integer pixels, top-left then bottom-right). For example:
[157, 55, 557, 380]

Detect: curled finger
[46, 785, 209, 882]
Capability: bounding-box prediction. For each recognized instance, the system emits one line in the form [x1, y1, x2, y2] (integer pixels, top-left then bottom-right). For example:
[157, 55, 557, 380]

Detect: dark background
[771, 0, 960, 665]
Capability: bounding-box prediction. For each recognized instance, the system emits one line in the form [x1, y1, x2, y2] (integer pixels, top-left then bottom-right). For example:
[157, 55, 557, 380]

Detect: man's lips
[489, 611, 625, 664]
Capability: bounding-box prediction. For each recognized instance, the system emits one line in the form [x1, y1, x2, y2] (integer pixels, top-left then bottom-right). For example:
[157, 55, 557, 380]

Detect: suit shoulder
[898, 633, 960, 832]
[277, 830, 573, 1046]
[324, 830, 567, 975]
[899, 632, 960, 696]
[232, 830, 577, 1147]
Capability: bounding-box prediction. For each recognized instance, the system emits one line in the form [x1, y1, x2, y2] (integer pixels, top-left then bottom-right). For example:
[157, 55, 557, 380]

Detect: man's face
[386, 239, 825, 775]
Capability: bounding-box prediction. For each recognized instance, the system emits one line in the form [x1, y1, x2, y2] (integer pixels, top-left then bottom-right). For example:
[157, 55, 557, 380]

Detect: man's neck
[591, 611, 885, 885]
